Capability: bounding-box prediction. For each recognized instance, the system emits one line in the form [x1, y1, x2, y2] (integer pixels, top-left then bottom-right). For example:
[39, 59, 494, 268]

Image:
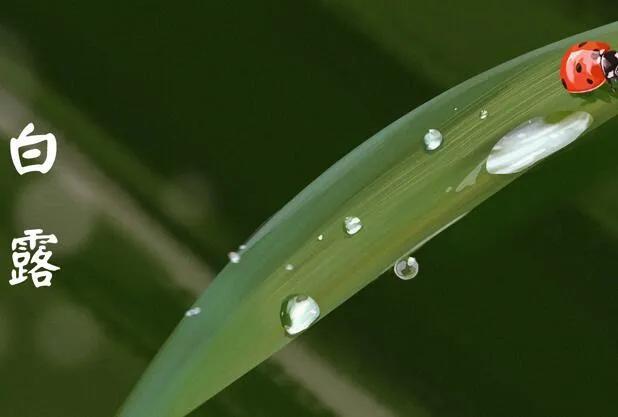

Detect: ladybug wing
[560, 48, 606, 93]
[573, 40, 611, 52]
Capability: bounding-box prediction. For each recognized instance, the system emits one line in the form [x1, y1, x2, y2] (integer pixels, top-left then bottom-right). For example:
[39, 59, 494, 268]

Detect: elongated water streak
[486, 112, 593, 174]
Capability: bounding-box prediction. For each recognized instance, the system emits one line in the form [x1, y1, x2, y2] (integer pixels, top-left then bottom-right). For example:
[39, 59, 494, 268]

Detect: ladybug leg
[607, 78, 617, 94]
[608, 73, 618, 93]
[602, 76, 616, 93]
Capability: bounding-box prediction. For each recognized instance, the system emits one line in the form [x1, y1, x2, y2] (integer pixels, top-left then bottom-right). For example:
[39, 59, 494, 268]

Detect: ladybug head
[560, 41, 610, 93]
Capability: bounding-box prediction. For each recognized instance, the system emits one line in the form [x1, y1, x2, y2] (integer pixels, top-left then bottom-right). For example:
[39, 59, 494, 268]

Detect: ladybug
[560, 40, 618, 93]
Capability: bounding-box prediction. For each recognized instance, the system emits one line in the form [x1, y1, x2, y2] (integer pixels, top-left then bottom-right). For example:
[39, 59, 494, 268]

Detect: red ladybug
[560, 40, 618, 93]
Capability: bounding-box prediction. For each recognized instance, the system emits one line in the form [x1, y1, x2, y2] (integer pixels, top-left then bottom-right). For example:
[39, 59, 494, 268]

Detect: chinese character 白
[11, 229, 60, 287]
[10, 123, 57, 175]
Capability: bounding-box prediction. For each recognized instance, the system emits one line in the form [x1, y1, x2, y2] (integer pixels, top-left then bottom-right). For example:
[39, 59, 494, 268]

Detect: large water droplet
[280, 295, 320, 336]
[185, 307, 201, 317]
[344, 216, 362, 235]
[480, 109, 489, 119]
[486, 112, 593, 174]
[423, 129, 443, 151]
[228, 251, 241, 263]
[394, 256, 419, 280]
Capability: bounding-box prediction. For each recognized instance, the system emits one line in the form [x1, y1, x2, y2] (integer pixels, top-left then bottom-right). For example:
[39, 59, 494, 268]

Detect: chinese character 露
[10, 123, 57, 175]
[11, 229, 60, 287]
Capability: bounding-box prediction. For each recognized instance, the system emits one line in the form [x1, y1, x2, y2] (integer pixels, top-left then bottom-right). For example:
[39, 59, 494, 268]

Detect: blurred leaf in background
[0, 1, 615, 417]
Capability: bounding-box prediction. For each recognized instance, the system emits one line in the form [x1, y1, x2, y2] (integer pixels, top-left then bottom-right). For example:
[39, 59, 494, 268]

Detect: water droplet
[185, 307, 201, 317]
[394, 256, 419, 280]
[280, 295, 320, 336]
[453, 107, 458, 111]
[486, 112, 593, 174]
[228, 251, 241, 263]
[285, 264, 294, 271]
[480, 109, 489, 119]
[239, 244, 247, 250]
[446, 186, 453, 193]
[423, 129, 443, 151]
[344, 216, 363, 235]
[317, 234, 324, 241]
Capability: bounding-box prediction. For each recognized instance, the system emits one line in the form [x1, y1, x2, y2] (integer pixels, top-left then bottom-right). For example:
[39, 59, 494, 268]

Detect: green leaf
[117, 22, 618, 417]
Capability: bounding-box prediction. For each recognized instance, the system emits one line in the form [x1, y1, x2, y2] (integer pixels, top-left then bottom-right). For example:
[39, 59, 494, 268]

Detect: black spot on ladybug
[576, 63, 582, 73]
[579, 41, 588, 47]
[587, 78, 594, 84]
[561, 78, 567, 89]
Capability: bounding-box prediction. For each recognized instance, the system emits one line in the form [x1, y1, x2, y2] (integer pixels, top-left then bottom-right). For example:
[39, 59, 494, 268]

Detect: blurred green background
[0, 2, 616, 416]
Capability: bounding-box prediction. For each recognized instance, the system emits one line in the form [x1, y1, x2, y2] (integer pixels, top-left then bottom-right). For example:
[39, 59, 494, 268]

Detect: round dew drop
[423, 129, 443, 151]
[228, 251, 241, 263]
[280, 295, 320, 336]
[394, 256, 419, 280]
[285, 264, 294, 271]
[185, 307, 201, 317]
[344, 216, 362, 235]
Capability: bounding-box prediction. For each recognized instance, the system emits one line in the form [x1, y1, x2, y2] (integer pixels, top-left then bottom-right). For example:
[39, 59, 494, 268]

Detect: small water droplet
[280, 295, 320, 336]
[317, 234, 324, 241]
[228, 251, 241, 263]
[480, 109, 489, 119]
[285, 264, 294, 271]
[423, 129, 443, 151]
[239, 244, 247, 250]
[453, 107, 458, 111]
[344, 216, 363, 235]
[394, 256, 419, 280]
[446, 186, 453, 193]
[185, 307, 201, 317]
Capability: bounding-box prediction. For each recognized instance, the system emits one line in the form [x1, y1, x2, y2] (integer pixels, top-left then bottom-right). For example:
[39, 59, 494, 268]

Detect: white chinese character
[10, 229, 60, 287]
[10, 123, 57, 175]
